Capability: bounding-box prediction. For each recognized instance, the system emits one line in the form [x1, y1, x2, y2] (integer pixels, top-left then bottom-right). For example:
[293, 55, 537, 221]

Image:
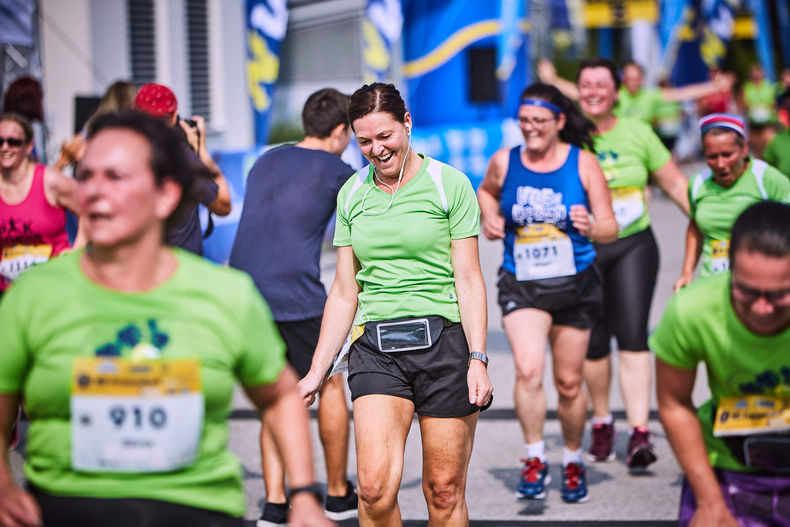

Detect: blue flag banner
[496, 0, 525, 82]
[698, 0, 734, 69]
[746, 0, 775, 82]
[245, 0, 288, 146]
[364, 0, 403, 82]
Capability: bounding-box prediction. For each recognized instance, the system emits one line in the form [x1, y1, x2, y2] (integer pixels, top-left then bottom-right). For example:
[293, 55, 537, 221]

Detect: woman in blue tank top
[478, 83, 616, 503]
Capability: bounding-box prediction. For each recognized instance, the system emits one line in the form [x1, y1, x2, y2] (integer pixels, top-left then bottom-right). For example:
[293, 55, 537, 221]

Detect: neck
[80, 231, 177, 292]
[590, 113, 617, 134]
[297, 136, 339, 156]
[523, 140, 564, 167]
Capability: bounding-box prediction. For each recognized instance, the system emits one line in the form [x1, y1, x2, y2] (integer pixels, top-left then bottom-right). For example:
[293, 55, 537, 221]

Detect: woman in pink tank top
[0, 113, 81, 293]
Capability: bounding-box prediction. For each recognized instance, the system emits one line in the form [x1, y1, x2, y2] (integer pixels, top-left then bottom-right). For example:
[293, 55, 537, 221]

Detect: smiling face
[517, 103, 564, 154]
[77, 128, 181, 250]
[0, 119, 33, 172]
[731, 250, 790, 335]
[702, 130, 748, 188]
[353, 111, 412, 179]
[578, 67, 618, 121]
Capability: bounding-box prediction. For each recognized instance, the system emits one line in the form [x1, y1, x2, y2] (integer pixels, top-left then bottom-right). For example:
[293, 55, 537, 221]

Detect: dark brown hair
[576, 58, 621, 91]
[302, 88, 350, 138]
[347, 83, 407, 131]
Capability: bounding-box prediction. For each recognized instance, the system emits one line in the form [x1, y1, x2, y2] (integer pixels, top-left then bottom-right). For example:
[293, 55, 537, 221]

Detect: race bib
[71, 358, 204, 472]
[610, 187, 645, 232]
[0, 244, 52, 282]
[748, 106, 771, 124]
[714, 395, 790, 437]
[710, 238, 730, 274]
[514, 223, 576, 281]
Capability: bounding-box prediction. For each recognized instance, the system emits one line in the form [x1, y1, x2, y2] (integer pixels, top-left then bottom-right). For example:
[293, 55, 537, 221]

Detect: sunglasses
[731, 281, 790, 306]
[0, 137, 25, 147]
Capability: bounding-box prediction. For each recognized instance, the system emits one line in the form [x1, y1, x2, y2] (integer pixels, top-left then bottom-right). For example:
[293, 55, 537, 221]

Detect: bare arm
[660, 72, 735, 103]
[244, 369, 334, 527]
[52, 135, 86, 172]
[674, 220, 703, 292]
[43, 166, 80, 215]
[451, 236, 492, 406]
[650, 159, 690, 216]
[298, 246, 360, 405]
[0, 393, 42, 527]
[477, 149, 508, 240]
[656, 359, 738, 527]
[573, 150, 617, 243]
[537, 59, 579, 100]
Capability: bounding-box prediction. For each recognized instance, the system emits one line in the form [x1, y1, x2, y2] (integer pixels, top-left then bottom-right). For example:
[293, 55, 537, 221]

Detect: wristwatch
[289, 483, 323, 501]
[468, 351, 489, 368]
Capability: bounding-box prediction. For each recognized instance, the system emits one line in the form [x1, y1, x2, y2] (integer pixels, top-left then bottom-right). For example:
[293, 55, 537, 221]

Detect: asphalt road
[9, 161, 711, 525]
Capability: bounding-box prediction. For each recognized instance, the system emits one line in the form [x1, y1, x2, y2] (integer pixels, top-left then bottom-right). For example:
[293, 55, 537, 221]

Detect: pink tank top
[0, 164, 71, 290]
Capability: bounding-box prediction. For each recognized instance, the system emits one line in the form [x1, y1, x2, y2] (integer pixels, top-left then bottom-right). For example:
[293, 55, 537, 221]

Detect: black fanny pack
[364, 316, 446, 353]
[712, 405, 790, 474]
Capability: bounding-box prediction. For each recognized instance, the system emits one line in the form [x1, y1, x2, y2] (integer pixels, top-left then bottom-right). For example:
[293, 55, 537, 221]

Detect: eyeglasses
[0, 137, 25, 147]
[731, 281, 790, 306]
[517, 116, 556, 128]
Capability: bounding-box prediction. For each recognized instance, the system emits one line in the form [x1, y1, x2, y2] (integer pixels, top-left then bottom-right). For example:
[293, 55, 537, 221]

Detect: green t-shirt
[334, 155, 480, 324]
[689, 158, 790, 277]
[652, 98, 683, 139]
[615, 86, 662, 124]
[593, 118, 672, 238]
[649, 272, 790, 472]
[743, 80, 777, 125]
[0, 249, 286, 517]
[763, 131, 790, 179]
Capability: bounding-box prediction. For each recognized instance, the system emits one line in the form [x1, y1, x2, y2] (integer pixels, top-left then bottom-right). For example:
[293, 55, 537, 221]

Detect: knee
[515, 365, 543, 390]
[357, 479, 395, 512]
[555, 375, 583, 401]
[425, 480, 462, 513]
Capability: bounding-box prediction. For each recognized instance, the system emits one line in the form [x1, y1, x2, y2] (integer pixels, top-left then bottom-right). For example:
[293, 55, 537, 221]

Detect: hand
[689, 501, 739, 527]
[288, 493, 336, 527]
[537, 59, 558, 84]
[481, 215, 505, 240]
[297, 372, 324, 407]
[569, 204, 592, 238]
[59, 135, 86, 165]
[467, 360, 493, 407]
[673, 273, 693, 293]
[178, 117, 201, 154]
[0, 483, 42, 527]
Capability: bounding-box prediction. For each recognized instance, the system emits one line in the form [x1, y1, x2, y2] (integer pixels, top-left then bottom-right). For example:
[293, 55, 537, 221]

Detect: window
[185, 0, 211, 120]
[127, 0, 156, 86]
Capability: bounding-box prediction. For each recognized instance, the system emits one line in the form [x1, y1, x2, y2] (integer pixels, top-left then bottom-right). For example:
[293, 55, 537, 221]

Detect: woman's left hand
[569, 204, 592, 238]
[467, 360, 493, 407]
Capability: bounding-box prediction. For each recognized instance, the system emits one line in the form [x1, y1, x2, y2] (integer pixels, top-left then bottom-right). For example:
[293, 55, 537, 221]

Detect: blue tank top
[500, 145, 596, 279]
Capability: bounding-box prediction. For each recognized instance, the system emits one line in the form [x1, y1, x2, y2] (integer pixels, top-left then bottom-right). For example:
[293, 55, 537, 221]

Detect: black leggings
[587, 228, 659, 359]
[31, 488, 244, 527]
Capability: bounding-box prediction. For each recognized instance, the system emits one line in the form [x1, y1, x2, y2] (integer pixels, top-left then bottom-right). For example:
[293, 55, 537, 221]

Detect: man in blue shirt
[230, 88, 357, 526]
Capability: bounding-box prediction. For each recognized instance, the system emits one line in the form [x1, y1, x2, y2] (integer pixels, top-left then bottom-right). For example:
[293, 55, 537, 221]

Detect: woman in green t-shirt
[674, 113, 790, 291]
[299, 83, 492, 527]
[0, 111, 329, 527]
[573, 58, 691, 471]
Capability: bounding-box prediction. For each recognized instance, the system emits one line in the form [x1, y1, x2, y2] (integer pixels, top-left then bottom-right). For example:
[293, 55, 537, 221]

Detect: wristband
[289, 483, 323, 501]
[468, 351, 489, 368]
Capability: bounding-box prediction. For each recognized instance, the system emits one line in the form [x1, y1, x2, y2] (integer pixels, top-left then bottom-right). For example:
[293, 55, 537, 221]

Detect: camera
[175, 115, 201, 152]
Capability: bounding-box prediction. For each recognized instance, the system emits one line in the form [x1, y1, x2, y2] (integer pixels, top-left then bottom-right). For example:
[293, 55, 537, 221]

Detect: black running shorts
[497, 264, 603, 330]
[347, 319, 480, 418]
[275, 316, 322, 379]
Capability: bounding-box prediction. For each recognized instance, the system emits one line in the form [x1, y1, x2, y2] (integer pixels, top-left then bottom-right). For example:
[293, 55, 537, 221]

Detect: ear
[154, 177, 183, 220]
[556, 112, 567, 132]
[403, 112, 413, 132]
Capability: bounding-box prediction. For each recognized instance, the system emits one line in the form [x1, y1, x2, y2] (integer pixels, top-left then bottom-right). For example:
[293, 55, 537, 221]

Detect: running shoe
[257, 501, 289, 527]
[324, 480, 358, 521]
[515, 457, 550, 499]
[627, 426, 658, 470]
[560, 462, 589, 503]
[586, 421, 616, 462]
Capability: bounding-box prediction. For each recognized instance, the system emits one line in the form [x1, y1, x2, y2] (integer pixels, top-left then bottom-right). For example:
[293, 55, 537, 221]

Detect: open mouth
[375, 152, 394, 164]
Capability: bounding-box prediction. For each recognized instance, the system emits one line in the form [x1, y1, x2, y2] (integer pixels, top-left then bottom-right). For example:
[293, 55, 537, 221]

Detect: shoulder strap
[751, 159, 768, 200]
[425, 158, 448, 213]
[343, 165, 371, 216]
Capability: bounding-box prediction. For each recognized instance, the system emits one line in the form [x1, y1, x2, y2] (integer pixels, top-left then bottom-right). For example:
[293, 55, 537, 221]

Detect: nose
[750, 296, 775, 317]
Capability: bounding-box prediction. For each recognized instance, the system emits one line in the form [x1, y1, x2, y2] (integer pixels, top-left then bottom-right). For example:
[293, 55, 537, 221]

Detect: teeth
[377, 153, 393, 163]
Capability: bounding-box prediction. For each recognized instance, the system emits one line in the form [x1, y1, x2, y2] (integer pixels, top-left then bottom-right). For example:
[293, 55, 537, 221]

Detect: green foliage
[268, 120, 304, 144]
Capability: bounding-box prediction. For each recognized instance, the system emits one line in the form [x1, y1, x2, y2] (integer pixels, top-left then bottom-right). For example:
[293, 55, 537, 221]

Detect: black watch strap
[289, 483, 323, 501]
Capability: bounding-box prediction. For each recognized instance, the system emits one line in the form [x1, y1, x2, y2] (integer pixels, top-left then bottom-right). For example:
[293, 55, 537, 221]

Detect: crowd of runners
[1, 55, 790, 527]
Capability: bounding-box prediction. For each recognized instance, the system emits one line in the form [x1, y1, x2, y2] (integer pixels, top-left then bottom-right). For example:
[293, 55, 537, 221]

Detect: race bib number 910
[71, 358, 204, 472]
